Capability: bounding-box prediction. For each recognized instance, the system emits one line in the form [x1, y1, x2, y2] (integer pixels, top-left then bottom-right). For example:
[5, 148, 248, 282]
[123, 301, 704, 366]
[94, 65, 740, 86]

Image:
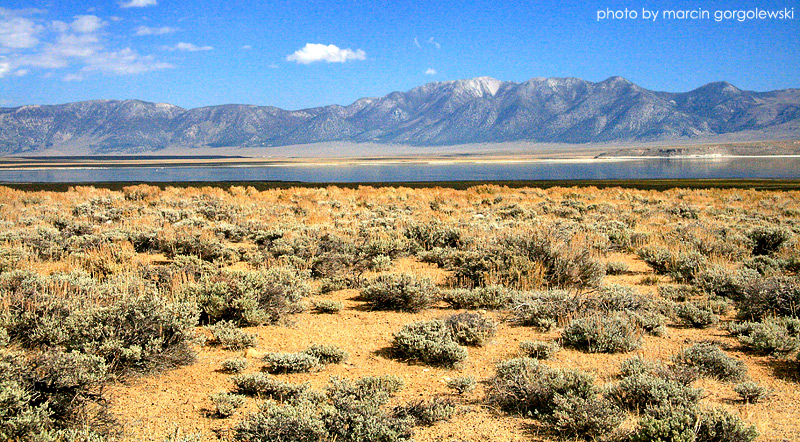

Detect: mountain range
[1, 76, 799, 155]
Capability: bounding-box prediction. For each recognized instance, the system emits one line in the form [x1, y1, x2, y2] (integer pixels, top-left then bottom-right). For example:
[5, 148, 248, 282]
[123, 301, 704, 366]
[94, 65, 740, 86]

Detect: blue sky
[0, 0, 798, 109]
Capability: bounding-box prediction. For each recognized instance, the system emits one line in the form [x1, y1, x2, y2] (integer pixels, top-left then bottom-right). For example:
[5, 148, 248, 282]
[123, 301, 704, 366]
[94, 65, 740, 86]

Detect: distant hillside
[1, 76, 799, 155]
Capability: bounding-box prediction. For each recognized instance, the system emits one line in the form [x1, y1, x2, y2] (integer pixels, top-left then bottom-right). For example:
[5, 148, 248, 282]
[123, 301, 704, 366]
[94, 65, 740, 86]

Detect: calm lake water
[2, 157, 800, 183]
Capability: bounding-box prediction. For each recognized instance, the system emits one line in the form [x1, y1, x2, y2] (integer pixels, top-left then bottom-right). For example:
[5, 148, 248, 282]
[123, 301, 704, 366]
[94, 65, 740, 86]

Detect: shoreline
[3, 153, 800, 171]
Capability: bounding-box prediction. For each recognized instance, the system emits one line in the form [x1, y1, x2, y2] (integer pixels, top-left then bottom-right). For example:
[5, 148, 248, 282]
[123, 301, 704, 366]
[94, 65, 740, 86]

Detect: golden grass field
[1, 183, 799, 442]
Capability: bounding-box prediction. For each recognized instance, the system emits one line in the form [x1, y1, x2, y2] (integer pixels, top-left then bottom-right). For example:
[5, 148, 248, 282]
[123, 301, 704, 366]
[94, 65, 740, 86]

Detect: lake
[2, 156, 800, 183]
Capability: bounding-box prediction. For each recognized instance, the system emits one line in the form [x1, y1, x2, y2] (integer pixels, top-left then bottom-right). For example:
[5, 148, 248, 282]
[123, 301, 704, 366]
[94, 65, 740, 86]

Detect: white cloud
[0, 7, 173, 80]
[427, 37, 441, 49]
[424, 68, 436, 75]
[0, 11, 43, 49]
[0, 56, 10, 77]
[82, 47, 173, 74]
[240, 44, 252, 50]
[165, 42, 213, 52]
[413, 37, 421, 49]
[71, 15, 105, 33]
[134, 25, 178, 36]
[120, 0, 157, 8]
[286, 43, 366, 64]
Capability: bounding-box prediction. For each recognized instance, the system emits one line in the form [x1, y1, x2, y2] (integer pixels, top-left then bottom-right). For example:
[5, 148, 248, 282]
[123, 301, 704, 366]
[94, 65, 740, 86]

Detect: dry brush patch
[0, 184, 798, 441]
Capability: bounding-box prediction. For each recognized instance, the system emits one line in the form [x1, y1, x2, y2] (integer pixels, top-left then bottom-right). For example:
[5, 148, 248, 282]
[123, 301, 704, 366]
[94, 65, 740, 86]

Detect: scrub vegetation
[0, 183, 798, 441]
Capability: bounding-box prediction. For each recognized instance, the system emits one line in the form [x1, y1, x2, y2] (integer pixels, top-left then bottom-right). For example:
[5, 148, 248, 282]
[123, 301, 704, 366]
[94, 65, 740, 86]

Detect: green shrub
[734, 382, 771, 404]
[390, 320, 468, 367]
[7, 292, 198, 374]
[206, 321, 258, 350]
[605, 261, 629, 275]
[185, 268, 309, 326]
[231, 373, 309, 401]
[545, 394, 625, 440]
[673, 343, 746, 382]
[618, 356, 699, 386]
[446, 376, 476, 395]
[444, 312, 496, 347]
[519, 340, 560, 359]
[606, 373, 703, 411]
[313, 299, 343, 314]
[0, 350, 110, 440]
[637, 246, 673, 275]
[736, 275, 800, 320]
[696, 407, 759, 442]
[747, 226, 791, 256]
[361, 273, 437, 312]
[561, 314, 642, 353]
[675, 303, 719, 328]
[304, 344, 348, 365]
[263, 352, 321, 374]
[729, 319, 799, 355]
[512, 289, 578, 330]
[393, 396, 457, 426]
[442, 285, 518, 310]
[210, 392, 246, 418]
[221, 358, 248, 374]
[629, 405, 760, 442]
[694, 266, 759, 302]
[486, 357, 596, 417]
[234, 400, 326, 442]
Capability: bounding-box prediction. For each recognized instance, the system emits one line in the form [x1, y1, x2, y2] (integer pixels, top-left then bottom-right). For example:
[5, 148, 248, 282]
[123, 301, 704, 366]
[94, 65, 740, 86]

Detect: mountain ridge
[1, 76, 799, 155]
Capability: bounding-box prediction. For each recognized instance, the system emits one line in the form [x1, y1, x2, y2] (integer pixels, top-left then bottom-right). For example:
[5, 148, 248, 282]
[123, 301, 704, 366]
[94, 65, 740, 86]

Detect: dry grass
[1, 183, 798, 441]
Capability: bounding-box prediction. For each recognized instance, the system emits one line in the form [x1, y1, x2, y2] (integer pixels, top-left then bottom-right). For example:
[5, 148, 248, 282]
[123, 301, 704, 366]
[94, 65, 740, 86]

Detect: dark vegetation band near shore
[5, 178, 800, 192]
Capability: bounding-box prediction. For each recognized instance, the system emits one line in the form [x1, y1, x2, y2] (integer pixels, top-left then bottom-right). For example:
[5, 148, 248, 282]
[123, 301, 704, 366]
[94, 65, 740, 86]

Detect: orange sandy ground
[106, 256, 800, 442]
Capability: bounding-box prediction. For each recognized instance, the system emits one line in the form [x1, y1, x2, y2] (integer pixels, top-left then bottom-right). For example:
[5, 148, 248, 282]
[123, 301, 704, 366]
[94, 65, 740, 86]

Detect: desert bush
[442, 285, 518, 310]
[606, 373, 703, 411]
[210, 392, 246, 418]
[519, 340, 560, 359]
[637, 245, 673, 275]
[561, 314, 642, 353]
[658, 285, 694, 302]
[206, 321, 257, 350]
[322, 376, 413, 442]
[446, 376, 476, 395]
[6, 292, 197, 374]
[618, 356, 699, 386]
[545, 394, 625, 440]
[404, 222, 463, 251]
[486, 357, 596, 417]
[727, 319, 799, 355]
[304, 344, 348, 365]
[735, 275, 800, 320]
[361, 273, 437, 312]
[0, 350, 109, 440]
[444, 312, 497, 347]
[231, 373, 310, 401]
[313, 299, 343, 313]
[695, 407, 759, 442]
[221, 358, 248, 374]
[511, 289, 579, 330]
[675, 303, 719, 328]
[747, 226, 792, 256]
[673, 343, 746, 382]
[605, 261, 629, 275]
[629, 405, 758, 442]
[734, 382, 771, 404]
[390, 319, 468, 367]
[234, 400, 326, 442]
[263, 352, 321, 374]
[185, 268, 309, 326]
[393, 396, 457, 426]
[694, 266, 759, 302]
